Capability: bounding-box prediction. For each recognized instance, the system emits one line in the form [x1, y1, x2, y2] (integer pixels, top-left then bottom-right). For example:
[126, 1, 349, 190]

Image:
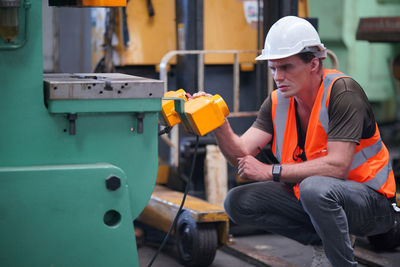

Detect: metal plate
[356, 17, 400, 42]
[44, 73, 163, 100]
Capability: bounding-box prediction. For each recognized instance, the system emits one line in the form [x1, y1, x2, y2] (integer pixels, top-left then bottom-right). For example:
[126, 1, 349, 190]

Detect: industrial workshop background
[1, 0, 399, 266]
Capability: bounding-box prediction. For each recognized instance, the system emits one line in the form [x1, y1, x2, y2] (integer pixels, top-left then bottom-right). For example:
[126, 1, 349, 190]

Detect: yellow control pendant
[161, 89, 188, 127]
[161, 90, 229, 136]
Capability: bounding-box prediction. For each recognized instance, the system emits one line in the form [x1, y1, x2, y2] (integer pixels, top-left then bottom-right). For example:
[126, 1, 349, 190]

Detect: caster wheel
[175, 210, 218, 267]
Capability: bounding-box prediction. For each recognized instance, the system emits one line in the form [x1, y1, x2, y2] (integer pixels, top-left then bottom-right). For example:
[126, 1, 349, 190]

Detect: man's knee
[299, 176, 338, 205]
[223, 187, 236, 216]
[224, 186, 247, 223]
[224, 184, 264, 224]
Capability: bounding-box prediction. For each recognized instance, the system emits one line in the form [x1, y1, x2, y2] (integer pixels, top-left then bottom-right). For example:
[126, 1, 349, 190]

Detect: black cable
[147, 135, 200, 267]
[158, 126, 172, 136]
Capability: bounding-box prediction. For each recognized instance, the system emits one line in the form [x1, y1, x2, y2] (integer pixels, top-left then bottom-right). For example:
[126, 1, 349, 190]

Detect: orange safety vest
[271, 69, 396, 200]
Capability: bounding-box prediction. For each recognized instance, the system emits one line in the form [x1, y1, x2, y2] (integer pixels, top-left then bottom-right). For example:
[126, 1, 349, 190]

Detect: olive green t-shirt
[252, 77, 376, 145]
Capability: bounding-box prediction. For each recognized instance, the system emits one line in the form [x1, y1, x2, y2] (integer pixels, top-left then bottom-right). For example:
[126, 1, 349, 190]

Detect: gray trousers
[224, 176, 395, 267]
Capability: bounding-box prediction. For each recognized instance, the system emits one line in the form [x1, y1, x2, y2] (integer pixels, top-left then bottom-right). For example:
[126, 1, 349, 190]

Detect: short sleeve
[252, 94, 274, 135]
[328, 78, 376, 144]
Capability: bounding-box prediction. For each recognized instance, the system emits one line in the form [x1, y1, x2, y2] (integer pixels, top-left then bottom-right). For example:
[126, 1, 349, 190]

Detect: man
[198, 16, 396, 266]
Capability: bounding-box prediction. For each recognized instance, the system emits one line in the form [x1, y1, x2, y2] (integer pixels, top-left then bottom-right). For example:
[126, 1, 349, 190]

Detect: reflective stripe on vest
[274, 90, 290, 162]
[364, 162, 393, 189]
[351, 138, 383, 170]
[319, 72, 344, 133]
[351, 135, 394, 191]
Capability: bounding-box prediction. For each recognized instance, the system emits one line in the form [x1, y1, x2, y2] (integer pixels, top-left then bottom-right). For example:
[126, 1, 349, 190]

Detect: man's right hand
[238, 155, 272, 181]
[191, 92, 213, 99]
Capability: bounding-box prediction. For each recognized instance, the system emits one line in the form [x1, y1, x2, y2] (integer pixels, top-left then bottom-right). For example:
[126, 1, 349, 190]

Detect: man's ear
[310, 57, 320, 72]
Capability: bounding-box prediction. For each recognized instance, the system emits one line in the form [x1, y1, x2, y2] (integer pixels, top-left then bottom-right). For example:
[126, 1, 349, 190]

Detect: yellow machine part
[139, 185, 229, 246]
[76, 0, 126, 6]
[161, 89, 188, 127]
[161, 90, 230, 136]
[184, 94, 229, 136]
[298, 0, 309, 17]
[113, 0, 258, 66]
[114, 0, 177, 66]
[101, 0, 309, 66]
[203, 0, 259, 64]
[156, 158, 169, 185]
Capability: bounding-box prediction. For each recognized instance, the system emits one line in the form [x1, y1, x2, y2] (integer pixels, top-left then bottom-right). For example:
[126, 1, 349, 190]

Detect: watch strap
[272, 164, 282, 182]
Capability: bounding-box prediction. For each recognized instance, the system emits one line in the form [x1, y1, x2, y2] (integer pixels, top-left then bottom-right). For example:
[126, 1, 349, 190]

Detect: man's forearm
[237, 141, 354, 183]
[279, 141, 355, 183]
[279, 156, 349, 183]
[214, 119, 248, 167]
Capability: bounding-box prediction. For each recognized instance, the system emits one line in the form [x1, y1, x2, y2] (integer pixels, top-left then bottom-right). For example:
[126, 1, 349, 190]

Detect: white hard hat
[256, 16, 327, 61]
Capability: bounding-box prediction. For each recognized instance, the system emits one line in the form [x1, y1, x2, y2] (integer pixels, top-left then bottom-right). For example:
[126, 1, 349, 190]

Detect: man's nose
[273, 69, 284, 82]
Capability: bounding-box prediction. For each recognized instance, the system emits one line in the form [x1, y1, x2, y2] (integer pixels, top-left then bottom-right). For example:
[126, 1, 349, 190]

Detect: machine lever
[67, 113, 77, 135]
[137, 112, 145, 134]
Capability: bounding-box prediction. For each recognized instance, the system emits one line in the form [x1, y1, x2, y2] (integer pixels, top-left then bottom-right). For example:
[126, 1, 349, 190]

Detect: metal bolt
[106, 176, 121, 191]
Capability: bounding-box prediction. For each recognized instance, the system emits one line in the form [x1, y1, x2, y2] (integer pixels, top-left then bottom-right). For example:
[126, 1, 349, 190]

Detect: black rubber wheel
[368, 211, 400, 250]
[175, 210, 218, 267]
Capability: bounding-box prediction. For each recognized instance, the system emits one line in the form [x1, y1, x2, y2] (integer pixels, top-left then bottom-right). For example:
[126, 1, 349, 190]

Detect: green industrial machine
[0, 1, 163, 266]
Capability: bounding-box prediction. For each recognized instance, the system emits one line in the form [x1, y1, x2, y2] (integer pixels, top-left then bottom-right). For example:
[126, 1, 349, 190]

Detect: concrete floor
[138, 232, 400, 267]
[138, 245, 254, 267]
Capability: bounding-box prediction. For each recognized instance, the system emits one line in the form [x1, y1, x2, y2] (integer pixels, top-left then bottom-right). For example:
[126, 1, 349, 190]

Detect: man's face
[268, 55, 313, 98]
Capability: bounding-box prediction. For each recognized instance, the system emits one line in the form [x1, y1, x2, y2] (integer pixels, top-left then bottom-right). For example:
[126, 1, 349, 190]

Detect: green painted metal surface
[309, 0, 400, 122]
[47, 98, 161, 113]
[0, 1, 161, 266]
[0, 164, 137, 267]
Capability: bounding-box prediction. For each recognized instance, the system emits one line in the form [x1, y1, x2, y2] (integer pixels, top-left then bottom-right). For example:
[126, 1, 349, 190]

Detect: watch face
[273, 165, 280, 173]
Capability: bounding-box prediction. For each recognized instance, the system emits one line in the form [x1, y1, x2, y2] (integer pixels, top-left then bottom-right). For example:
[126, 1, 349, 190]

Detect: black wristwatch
[272, 164, 282, 182]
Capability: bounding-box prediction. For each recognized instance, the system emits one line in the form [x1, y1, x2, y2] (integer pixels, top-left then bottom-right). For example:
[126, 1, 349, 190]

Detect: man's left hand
[237, 155, 271, 181]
